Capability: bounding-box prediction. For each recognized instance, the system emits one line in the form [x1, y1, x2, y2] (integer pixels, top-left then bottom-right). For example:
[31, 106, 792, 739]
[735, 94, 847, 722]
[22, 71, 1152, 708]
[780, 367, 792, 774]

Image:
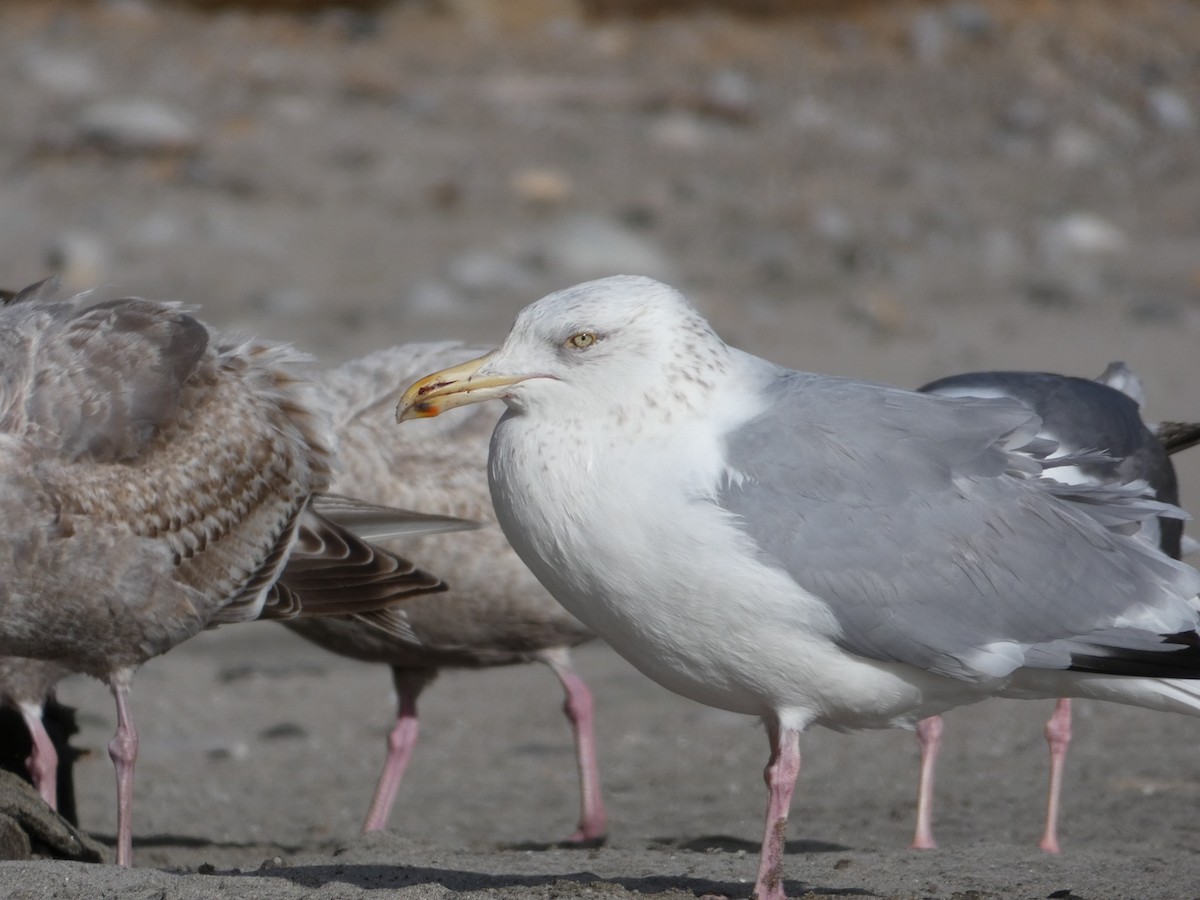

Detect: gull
[283, 342, 606, 843]
[912, 363, 1195, 852]
[0, 282, 458, 865]
[398, 275, 1200, 900]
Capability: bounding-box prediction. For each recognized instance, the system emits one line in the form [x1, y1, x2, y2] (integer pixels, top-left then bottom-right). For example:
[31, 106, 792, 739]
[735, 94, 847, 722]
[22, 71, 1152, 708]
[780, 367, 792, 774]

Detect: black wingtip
[1156, 421, 1200, 456]
[1068, 631, 1200, 679]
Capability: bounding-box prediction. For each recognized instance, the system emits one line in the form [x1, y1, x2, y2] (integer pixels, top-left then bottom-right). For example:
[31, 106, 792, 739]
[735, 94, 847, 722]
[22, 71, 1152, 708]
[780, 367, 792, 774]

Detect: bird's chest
[488, 421, 824, 715]
[492, 428, 693, 609]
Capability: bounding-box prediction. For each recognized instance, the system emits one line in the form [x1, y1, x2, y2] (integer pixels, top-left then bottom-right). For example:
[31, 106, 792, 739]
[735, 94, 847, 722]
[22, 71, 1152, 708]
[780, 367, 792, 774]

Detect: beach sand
[2, 2, 1199, 897]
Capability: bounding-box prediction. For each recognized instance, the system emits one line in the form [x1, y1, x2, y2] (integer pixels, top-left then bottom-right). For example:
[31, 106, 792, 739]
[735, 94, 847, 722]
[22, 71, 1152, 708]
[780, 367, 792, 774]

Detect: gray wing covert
[717, 373, 1200, 682]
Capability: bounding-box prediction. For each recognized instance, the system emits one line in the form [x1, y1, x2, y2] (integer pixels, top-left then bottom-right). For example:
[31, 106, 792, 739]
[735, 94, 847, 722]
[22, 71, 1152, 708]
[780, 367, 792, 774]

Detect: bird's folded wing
[717, 373, 1200, 683]
[255, 509, 447, 620]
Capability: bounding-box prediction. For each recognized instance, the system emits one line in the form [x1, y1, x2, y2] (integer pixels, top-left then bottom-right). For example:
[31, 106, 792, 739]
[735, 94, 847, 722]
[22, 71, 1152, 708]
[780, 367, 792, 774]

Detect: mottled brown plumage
[285, 342, 606, 843]
[0, 283, 450, 864]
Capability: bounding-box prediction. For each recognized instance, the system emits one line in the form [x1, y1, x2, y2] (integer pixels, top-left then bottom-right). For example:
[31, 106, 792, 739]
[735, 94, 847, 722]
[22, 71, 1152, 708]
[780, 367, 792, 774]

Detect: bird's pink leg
[108, 672, 138, 867]
[541, 648, 607, 843]
[361, 669, 427, 833]
[911, 715, 943, 850]
[754, 721, 801, 900]
[18, 702, 59, 810]
[1039, 698, 1071, 854]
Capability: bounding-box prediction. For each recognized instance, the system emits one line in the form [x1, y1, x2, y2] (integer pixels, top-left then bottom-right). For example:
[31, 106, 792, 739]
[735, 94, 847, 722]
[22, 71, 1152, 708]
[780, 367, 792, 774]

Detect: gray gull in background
[397, 275, 1200, 900]
[0, 282, 460, 865]
[913, 363, 1197, 853]
[284, 342, 606, 843]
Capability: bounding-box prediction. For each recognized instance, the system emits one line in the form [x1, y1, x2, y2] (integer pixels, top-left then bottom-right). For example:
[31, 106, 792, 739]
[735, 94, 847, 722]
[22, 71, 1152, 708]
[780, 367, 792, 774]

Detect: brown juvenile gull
[912, 362, 1197, 853]
[398, 275, 1200, 900]
[0, 282, 456, 866]
[283, 342, 606, 843]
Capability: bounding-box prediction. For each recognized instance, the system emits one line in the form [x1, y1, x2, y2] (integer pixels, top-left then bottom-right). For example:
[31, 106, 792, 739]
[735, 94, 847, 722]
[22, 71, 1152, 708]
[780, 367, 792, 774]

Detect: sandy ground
[2, 1, 1200, 897]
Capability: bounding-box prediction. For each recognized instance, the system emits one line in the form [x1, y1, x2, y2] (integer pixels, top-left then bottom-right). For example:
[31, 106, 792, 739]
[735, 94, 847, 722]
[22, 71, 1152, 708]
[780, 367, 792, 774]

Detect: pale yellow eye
[566, 332, 597, 349]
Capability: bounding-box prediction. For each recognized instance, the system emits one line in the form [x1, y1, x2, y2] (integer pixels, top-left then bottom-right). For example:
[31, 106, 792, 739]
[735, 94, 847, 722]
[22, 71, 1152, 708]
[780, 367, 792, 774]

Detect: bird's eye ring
[566, 332, 597, 349]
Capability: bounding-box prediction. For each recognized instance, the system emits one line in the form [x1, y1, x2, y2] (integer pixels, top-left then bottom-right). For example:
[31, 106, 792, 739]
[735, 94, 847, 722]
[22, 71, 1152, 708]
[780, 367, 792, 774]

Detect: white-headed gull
[397, 275, 1200, 900]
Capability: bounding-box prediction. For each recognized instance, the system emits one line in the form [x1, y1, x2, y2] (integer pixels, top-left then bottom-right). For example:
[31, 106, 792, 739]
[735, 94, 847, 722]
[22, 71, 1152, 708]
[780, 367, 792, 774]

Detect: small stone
[1044, 213, 1127, 257]
[511, 168, 573, 206]
[848, 291, 908, 336]
[197, 862, 216, 875]
[700, 69, 756, 123]
[1050, 124, 1104, 167]
[426, 179, 463, 211]
[20, 52, 99, 97]
[1022, 279, 1078, 311]
[206, 741, 249, 761]
[648, 112, 707, 152]
[259, 722, 307, 741]
[1146, 87, 1196, 132]
[78, 100, 198, 154]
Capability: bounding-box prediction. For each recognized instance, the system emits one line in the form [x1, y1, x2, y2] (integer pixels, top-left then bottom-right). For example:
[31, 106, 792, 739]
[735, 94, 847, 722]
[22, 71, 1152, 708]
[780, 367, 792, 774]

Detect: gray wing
[718, 372, 1200, 682]
[918, 367, 1182, 558]
[0, 291, 208, 463]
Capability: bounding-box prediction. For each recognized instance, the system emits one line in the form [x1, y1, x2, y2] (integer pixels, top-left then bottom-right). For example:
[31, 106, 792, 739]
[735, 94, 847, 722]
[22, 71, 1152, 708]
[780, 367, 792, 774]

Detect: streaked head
[397, 275, 728, 424]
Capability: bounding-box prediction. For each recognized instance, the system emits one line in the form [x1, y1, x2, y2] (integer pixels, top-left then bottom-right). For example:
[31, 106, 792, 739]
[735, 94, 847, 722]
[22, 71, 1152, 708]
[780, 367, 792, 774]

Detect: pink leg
[753, 721, 801, 900]
[361, 669, 428, 833]
[1039, 698, 1071, 854]
[911, 715, 943, 850]
[108, 672, 138, 867]
[541, 648, 607, 843]
[18, 702, 59, 810]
